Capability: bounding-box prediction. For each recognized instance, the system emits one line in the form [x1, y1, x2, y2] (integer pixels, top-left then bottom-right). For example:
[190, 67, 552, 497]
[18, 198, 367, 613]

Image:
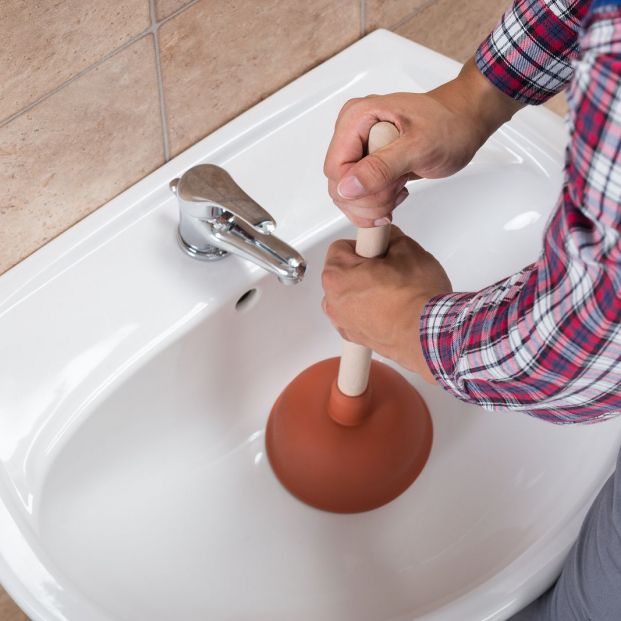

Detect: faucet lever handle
[175, 164, 276, 234]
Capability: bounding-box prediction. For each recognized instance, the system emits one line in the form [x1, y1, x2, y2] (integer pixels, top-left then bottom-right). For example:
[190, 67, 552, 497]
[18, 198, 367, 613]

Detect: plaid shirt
[420, 0, 621, 423]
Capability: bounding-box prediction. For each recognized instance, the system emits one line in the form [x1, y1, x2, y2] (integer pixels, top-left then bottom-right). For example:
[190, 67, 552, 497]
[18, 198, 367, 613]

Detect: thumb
[337, 140, 412, 199]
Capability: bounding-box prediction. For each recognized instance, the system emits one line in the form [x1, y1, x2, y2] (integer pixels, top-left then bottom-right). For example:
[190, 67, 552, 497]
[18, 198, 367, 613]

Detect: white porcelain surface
[1, 30, 621, 621]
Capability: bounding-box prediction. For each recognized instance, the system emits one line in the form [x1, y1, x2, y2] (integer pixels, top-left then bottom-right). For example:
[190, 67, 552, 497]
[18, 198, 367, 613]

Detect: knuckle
[387, 236, 410, 257]
[321, 267, 329, 288]
[321, 265, 338, 291]
[322, 299, 332, 317]
[338, 95, 377, 120]
[393, 111, 413, 133]
[395, 236, 414, 252]
[326, 240, 342, 257]
[340, 97, 363, 114]
[329, 239, 351, 256]
[337, 99, 359, 121]
[337, 327, 348, 341]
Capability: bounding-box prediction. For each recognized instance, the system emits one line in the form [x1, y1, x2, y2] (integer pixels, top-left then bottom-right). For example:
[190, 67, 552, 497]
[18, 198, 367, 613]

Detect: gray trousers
[510, 445, 621, 621]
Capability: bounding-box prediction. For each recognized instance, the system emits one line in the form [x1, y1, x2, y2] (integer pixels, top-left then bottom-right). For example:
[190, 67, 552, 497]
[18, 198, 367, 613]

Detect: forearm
[422, 0, 588, 146]
[427, 57, 525, 151]
[420, 243, 621, 424]
[429, 0, 588, 148]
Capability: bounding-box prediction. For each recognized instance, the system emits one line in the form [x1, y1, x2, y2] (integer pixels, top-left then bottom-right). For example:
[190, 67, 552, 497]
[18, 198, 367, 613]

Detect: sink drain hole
[235, 288, 259, 312]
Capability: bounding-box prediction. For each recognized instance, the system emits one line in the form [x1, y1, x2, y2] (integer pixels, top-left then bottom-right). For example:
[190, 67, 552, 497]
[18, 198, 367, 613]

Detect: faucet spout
[170, 164, 306, 285]
[209, 216, 306, 285]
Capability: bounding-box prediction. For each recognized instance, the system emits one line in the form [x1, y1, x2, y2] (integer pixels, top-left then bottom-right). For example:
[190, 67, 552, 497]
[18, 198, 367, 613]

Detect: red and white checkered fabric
[420, 0, 621, 423]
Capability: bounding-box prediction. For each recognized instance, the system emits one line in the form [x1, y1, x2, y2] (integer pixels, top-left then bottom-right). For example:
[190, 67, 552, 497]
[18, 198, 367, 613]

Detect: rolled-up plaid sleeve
[475, 0, 589, 104]
[421, 1, 621, 424]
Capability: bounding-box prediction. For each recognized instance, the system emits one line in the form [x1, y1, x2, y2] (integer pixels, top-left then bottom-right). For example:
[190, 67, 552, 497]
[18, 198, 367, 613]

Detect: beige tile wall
[0, 589, 27, 621]
[159, 0, 360, 156]
[0, 0, 568, 616]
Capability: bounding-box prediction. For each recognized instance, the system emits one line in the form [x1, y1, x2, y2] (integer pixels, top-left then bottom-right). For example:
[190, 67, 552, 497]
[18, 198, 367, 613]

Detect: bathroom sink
[2, 30, 621, 621]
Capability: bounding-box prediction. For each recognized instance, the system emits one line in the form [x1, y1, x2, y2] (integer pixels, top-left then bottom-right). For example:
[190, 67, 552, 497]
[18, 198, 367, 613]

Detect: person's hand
[324, 58, 523, 227]
[322, 226, 452, 382]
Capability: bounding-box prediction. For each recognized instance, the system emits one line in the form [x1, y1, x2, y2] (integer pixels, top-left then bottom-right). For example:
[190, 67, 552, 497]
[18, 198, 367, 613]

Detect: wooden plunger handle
[337, 121, 401, 397]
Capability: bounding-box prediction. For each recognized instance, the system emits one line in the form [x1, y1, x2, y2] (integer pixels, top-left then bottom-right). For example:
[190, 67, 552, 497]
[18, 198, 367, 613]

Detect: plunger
[266, 122, 433, 513]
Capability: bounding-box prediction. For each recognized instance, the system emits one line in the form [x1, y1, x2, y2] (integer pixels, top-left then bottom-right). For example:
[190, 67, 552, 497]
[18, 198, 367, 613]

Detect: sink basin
[2, 30, 621, 621]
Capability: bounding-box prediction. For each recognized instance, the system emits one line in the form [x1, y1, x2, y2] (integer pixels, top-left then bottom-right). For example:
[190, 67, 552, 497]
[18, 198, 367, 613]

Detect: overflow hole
[235, 288, 259, 312]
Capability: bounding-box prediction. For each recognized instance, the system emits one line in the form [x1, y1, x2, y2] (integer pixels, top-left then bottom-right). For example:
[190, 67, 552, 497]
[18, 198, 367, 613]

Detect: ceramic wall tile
[395, 0, 509, 62]
[365, 0, 432, 31]
[0, 36, 164, 275]
[0, 0, 150, 122]
[0, 588, 28, 621]
[155, 0, 196, 20]
[159, 0, 360, 155]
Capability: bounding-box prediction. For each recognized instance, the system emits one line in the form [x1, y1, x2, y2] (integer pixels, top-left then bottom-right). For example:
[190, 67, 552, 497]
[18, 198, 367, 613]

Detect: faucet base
[176, 230, 228, 261]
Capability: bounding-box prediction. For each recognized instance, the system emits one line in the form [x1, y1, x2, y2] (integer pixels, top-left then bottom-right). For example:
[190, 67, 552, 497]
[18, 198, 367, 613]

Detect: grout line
[390, 0, 438, 32]
[0, 0, 200, 131]
[158, 0, 200, 26]
[149, 0, 171, 161]
[0, 28, 150, 128]
[360, 0, 366, 37]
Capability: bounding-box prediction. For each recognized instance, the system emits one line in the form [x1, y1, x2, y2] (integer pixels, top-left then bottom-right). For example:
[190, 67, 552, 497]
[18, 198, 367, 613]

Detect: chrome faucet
[169, 164, 306, 285]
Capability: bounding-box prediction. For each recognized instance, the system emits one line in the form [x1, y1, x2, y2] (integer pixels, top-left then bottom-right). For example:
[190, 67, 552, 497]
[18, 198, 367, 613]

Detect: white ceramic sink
[2, 30, 621, 621]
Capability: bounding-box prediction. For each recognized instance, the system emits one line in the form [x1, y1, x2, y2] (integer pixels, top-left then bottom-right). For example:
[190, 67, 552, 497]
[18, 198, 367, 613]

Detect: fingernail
[373, 217, 391, 226]
[395, 188, 409, 207]
[337, 175, 365, 199]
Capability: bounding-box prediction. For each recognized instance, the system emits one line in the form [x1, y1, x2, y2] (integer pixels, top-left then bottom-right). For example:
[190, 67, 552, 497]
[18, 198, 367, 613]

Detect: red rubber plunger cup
[265, 122, 433, 513]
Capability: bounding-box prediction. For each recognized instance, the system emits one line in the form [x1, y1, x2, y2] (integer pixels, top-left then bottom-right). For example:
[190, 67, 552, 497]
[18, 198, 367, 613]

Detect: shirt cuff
[419, 291, 480, 404]
[475, 0, 586, 105]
